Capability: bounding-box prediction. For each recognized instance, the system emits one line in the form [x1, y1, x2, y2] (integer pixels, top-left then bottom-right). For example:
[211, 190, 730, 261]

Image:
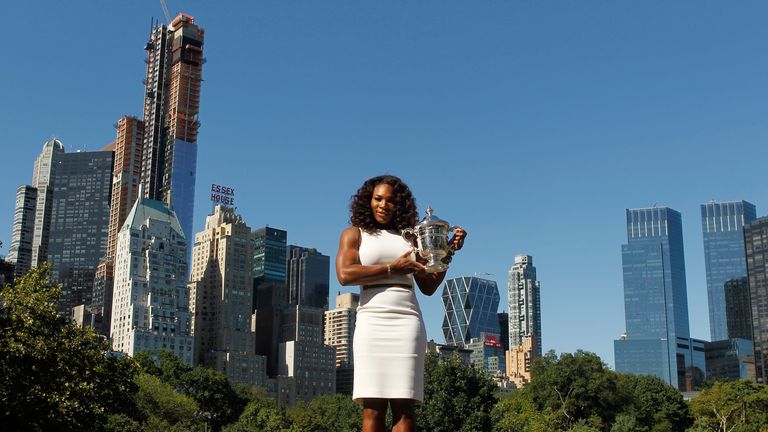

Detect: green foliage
[223, 391, 294, 432]
[615, 373, 692, 431]
[182, 365, 249, 430]
[136, 348, 250, 430]
[611, 414, 648, 432]
[417, 352, 498, 432]
[135, 373, 200, 426]
[526, 350, 623, 429]
[492, 390, 566, 431]
[134, 349, 191, 387]
[688, 379, 768, 432]
[0, 265, 138, 431]
[288, 394, 362, 432]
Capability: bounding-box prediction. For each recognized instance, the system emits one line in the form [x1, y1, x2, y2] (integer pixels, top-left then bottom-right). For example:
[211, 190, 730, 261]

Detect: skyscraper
[442, 276, 500, 347]
[47, 150, 114, 315]
[324, 292, 360, 395]
[701, 200, 756, 341]
[93, 116, 145, 334]
[30, 139, 64, 268]
[188, 206, 265, 386]
[614, 207, 702, 390]
[743, 217, 768, 383]
[140, 13, 204, 244]
[110, 193, 193, 365]
[724, 277, 752, 341]
[508, 254, 542, 358]
[7, 185, 37, 276]
[252, 226, 288, 376]
[287, 245, 330, 309]
[278, 305, 336, 403]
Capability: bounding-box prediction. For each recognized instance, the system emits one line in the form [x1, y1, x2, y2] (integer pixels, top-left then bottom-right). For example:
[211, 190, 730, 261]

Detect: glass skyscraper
[701, 201, 756, 341]
[744, 217, 768, 383]
[442, 276, 500, 347]
[614, 207, 703, 390]
[287, 245, 330, 309]
[47, 151, 114, 315]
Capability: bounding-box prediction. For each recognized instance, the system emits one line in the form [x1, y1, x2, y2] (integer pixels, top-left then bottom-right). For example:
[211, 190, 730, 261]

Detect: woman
[335, 175, 466, 432]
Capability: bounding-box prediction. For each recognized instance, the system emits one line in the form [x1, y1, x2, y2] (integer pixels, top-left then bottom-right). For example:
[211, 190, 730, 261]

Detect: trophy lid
[417, 206, 449, 228]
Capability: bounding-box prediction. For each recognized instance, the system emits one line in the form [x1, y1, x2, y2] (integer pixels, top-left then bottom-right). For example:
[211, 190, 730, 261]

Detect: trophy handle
[401, 228, 425, 257]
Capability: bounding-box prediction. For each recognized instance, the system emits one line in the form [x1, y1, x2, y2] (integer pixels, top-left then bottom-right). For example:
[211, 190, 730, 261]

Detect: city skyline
[2, 2, 768, 367]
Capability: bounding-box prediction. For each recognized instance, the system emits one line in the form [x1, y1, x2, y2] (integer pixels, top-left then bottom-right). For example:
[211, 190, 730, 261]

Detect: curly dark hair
[350, 175, 418, 233]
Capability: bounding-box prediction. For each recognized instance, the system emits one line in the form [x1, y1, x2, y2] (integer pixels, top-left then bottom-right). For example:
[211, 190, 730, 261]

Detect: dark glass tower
[744, 217, 768, 383]
[251, 226, 288, 377]
[614, 207, 699, 390]
[287, 245, 330, 309]
[701, 201, 756, 341]
[47, 151, 114, 315]
[441, 276, 500, 347]
[724, 277, 752, 342]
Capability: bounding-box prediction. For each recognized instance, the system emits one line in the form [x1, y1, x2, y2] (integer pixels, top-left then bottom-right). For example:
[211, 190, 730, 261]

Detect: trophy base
[424, 259, 448, 273]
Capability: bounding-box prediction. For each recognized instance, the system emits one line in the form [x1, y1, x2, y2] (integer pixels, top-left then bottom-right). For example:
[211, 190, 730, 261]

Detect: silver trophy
[401, 207, 461, 273]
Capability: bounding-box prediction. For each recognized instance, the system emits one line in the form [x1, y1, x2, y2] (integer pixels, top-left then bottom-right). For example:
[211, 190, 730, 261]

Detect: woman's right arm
[335, 227, 424, 286]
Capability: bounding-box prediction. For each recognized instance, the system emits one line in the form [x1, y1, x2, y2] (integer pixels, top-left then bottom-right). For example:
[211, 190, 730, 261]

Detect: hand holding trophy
[401, 206, 463, 273]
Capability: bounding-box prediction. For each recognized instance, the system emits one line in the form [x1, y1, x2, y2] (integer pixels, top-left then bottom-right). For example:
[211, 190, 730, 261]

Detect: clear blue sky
[2, 1, 767, 368]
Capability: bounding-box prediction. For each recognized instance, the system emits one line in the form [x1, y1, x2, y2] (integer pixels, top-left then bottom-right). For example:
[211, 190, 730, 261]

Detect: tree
[493, 390, 565, 432]
[223, 390, 295, 432]
[0, 265, 138, 431]
[288, 394, 362, 432]
[688, 380, 768, 432]
[615, 373, 691, 431]
[136, 349, 250, 431]
[526, 350, 623, 430]
[182, 365, 249, 431]
[416, 352, 498, 432]
[134, 373, 201, 428]
[134, 349, 192, 388]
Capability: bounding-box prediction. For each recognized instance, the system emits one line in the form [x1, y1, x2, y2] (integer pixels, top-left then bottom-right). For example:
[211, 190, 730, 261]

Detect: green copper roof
[121, 196, 185, 239]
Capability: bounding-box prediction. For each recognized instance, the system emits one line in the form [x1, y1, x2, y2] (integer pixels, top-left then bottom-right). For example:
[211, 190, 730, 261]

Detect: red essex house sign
[210, 183, 235, 207]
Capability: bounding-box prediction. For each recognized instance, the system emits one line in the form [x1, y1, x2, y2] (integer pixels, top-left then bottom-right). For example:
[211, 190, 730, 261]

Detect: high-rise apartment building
[30, 139, 64, 268]
[7, 185, 37, 276]
[442, 276, 500, 347]
[324, 292, 359, 395]
[188, 206, 265, 386]
[47, 150, 113, 315]
[701, 201, 756, 341]
[287, 246, 330, 309]
[506, 335, 534, 388]
[614, 207, 703, 390]
[140, 13, 204, 244]
[278, 305, 336, 403]
[93, 116, 145, 334]
[110, 194, 193, 365]
[508, 254, 542, 358]
[744, 217, 768, 383]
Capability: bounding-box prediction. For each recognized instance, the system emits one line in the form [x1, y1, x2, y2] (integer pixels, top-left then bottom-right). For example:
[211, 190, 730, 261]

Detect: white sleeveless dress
[353, 229, 427, 403]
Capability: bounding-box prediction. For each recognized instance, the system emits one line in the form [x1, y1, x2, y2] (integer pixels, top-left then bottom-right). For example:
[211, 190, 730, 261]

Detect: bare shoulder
[339, 226, 361, 247]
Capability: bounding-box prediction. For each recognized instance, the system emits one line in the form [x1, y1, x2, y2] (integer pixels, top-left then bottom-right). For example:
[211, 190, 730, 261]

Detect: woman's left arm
[413, 227, 467, 296]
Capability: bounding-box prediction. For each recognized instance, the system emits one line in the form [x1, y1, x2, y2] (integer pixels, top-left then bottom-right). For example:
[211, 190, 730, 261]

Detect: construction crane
[159, 0, 171, 24]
